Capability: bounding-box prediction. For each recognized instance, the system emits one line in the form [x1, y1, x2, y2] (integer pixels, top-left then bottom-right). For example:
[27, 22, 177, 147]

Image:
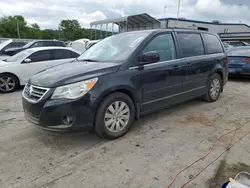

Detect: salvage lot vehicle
[0, 39, 27, 55]
[228, 49, 250, 76]
[0, 47, 80, 93]
[22, 29, 228, 139]
[3, 40, 66, 56]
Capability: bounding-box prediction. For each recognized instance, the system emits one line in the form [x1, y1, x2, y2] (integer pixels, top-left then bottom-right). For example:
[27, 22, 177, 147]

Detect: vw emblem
[28, 86, 33, 97]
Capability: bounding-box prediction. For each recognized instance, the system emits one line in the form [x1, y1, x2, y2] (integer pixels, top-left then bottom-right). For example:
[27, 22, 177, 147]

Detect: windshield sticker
[129, 37, 144, 48]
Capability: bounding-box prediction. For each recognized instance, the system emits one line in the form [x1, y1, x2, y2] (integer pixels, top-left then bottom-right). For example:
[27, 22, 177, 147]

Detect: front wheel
[94, 92, 135, 139]
[202, 73, 222, 102]
[0, 74, 19, 93]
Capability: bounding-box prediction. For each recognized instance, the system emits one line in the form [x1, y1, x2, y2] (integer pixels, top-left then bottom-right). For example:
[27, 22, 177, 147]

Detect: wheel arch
[93, 86, 140, 126]
[0, 72, 21, 86]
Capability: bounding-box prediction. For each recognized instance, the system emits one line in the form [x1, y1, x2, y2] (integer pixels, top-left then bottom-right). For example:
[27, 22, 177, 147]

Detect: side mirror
[141, 51, 160, 64]
[24, 58, 31, 63]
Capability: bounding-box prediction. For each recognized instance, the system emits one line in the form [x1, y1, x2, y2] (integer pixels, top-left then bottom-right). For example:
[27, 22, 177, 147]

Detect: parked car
[0, 39, 27, 55]
[225, 41, 250, 47]
[71, 38, 90, 53]
[0, 47, 80, 93]
[85, 40, 100, 50]
[3, 40, 66, 56]
[228, 49, 250, 76]
[22, 29, 228, 139]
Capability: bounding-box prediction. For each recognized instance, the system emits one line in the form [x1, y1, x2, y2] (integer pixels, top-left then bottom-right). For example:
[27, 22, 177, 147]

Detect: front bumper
[23, 96, 95, 132]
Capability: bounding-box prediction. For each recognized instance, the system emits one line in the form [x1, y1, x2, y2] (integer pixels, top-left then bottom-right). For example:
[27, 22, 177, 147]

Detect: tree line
[0, 15, 110, 41]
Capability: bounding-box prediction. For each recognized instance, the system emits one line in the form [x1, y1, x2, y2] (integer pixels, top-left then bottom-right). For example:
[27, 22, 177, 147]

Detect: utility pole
[16, 19, 20, 38]
[164, 5, 167, 18]
[177, 0, 181, 25]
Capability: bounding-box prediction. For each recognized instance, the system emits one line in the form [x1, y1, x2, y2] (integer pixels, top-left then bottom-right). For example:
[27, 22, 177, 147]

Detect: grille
[23, 84, 49, 103]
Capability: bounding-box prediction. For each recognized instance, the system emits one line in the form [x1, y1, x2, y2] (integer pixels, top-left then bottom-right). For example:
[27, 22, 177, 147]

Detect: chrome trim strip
[22, 84, 50, 104]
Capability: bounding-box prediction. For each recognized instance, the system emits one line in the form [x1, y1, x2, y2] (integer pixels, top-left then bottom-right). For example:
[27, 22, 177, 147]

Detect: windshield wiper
[78, 59, 99, 62]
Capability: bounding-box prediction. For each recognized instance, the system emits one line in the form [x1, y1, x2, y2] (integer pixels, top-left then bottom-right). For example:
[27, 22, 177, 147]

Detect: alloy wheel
[0, 76, 16, 92]
[210, 78, 220, 100]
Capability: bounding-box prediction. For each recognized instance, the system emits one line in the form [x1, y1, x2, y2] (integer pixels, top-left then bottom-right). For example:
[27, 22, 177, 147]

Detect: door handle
[172, 65, 181, 70]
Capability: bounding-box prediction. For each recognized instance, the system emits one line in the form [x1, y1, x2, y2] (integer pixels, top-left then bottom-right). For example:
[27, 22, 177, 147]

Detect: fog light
[62, 116, 75, 125]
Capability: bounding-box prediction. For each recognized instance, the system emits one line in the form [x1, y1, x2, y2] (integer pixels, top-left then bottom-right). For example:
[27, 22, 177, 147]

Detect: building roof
[158, 18, 250, 29]
[90, 13, 161, 29]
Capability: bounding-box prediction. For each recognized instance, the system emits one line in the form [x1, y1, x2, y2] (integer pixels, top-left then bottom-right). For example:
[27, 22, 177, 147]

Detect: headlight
[51, 78, 98, 99]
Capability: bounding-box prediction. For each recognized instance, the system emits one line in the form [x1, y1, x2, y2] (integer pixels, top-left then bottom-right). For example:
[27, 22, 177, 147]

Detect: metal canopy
[89, 13, 161, 39]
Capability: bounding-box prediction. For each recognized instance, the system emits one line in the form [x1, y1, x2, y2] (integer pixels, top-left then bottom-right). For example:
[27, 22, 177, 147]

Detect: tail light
[242, 59, 250, 63]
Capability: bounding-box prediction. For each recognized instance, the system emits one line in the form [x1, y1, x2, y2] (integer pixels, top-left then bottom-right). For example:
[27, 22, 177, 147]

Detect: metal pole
[106, 24, 108, 37]
[90, 26, 92, 40]
[16, 19, 20, 38]
[95, 25, 97, 40]
[112, 23, 114, 35]
[164, 5, 166, 18]
[177, 0, 181, 24]
[100, 24, 102, 39]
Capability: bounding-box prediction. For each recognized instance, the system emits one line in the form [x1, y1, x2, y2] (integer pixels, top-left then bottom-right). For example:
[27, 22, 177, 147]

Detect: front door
[20, 50, 53, 83]
[140, 33, 185, 113]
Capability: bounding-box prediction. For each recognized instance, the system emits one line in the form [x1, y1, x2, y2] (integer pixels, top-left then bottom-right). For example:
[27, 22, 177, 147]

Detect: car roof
[27, 46, 78, 52]
[121, 28, 213, 35]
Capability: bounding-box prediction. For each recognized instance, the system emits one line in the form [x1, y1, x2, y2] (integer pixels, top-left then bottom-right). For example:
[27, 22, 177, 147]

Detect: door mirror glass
[24, 58, 31, 63]
[141, 51, 160, 64]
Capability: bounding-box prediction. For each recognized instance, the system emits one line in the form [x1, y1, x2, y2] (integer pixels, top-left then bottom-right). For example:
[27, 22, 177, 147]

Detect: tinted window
[177, 33, 204, 58]
[27, 50, 52, 62]
[144, 34, 176, 62]
[31, 42, 43, 48]
[54, 41, 65, 47]
[43, 41, 53, 46]
[229, 42, 245, 47]
[202, 34, 224, 54]
[2, 42, 26, 51]
[53, 49, 71, 59]
[70, 51, 79, 58]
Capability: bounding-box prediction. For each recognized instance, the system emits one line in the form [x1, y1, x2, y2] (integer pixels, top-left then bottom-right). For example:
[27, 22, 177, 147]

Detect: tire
[0, 73, 19, 93]
[94, 92, 135, 139]
[202, 73, 222, 102]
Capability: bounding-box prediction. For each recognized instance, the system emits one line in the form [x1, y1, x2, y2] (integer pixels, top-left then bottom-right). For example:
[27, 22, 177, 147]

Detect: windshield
[5, 49, 33, 62]
[0, 39, 12, 50]
[22, 41, 35, 48]
[0, 39, 8, 44]
[77, 31, 151, 62]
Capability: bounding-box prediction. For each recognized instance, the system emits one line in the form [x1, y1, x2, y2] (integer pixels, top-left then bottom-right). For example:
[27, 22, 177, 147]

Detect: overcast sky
[0, 0, 249, 29]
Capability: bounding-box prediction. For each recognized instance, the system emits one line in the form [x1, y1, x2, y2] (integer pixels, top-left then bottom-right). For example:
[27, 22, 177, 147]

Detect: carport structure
[89, 13, 161, 40]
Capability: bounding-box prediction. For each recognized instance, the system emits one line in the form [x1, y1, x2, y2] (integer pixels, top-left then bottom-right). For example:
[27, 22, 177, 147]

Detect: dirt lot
[1, 78, 250, 188]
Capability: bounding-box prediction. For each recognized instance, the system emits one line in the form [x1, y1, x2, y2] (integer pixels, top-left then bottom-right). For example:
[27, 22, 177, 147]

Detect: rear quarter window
[54, 41, 65, 47]
[177, 33, 205, 58]
[202, 34, 224, 54]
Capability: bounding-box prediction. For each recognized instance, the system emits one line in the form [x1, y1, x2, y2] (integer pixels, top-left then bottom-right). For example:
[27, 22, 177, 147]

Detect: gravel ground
[0, 78, 250, 188]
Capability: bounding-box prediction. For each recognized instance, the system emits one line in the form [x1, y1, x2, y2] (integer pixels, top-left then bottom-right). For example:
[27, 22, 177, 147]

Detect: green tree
[59, 19, 84, 40]
[0, 15, 27, 38]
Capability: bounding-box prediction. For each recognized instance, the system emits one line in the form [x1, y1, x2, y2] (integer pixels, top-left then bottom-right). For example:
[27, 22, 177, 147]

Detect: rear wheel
[0, 74, 19, 93]
[94, 92, 135, 139]
[202, 73, 222, 102]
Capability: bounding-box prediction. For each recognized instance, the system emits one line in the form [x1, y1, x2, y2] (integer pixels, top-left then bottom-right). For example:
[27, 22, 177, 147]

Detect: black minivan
[22, 29, 228, 139]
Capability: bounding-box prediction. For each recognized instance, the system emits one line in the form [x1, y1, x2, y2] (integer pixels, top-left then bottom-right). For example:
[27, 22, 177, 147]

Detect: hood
[29, 61, 120, 87]
[0, 55, 10, 61]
